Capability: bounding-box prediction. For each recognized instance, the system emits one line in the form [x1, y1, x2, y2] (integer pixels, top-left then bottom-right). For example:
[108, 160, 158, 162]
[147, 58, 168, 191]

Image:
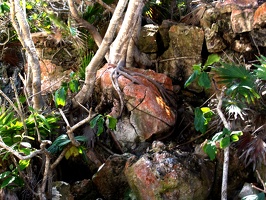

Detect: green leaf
[54, 87, 67, 107]
[198, 72, 211, 88]
[19, 148, 31, 156]
[204, 54, 220, 67]
[69, 79, 79, 93]
[106, 115, 117, 131]
[212, 131, 224, 142]
[19, 159, 30, 171]
[96, 117, 104, 136]
[231, 134, 239, 142]
[0, 171, 11, 180]
[20, 142, 31, 148]
[184, 71, 198, 88]
[90, 114, 103, 128]
[194, 107, 211, 134]
[203, 141, 217, 160]
[220, 136, 230, 149]
[222, 128, 231, 136]
[1, 176, 15, 188]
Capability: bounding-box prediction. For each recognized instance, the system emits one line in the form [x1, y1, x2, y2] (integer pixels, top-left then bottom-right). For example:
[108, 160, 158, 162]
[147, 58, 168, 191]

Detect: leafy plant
[90, 114, 117, 136]
[54, 72, 80, 107]
[47, 134, 88, 159]
[203, 128, 243, 160]
[184, 54, 220, 89]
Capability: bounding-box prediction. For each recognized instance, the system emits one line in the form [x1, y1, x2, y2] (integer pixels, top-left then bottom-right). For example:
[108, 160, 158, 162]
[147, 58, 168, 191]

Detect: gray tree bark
[10, 0, 43, 110]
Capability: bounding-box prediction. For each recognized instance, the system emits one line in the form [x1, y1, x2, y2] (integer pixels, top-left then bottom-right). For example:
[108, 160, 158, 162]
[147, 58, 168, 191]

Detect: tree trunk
[73, 0, 144, 107]
[10, 0, 43, 110]
[72, 0, 129, 106]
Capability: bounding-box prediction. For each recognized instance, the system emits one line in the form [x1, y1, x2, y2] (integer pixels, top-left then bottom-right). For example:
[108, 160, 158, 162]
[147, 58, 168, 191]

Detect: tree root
[110, 60, 177, 118]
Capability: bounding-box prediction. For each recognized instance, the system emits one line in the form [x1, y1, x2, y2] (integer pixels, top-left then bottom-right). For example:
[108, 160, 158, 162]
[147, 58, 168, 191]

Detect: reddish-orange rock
[253, 2, 266, 28]
[96, 64, 176, 141]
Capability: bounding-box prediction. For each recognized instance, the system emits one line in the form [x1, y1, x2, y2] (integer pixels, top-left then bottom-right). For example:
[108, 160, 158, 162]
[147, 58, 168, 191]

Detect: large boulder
[158, 24, 204, 92]
[124, 141, 215, 200]
[95, 64, 176, 150]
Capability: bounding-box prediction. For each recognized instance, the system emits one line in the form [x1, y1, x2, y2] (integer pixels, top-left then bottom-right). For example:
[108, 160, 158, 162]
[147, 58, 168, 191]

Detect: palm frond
[214, 63, 260, 103]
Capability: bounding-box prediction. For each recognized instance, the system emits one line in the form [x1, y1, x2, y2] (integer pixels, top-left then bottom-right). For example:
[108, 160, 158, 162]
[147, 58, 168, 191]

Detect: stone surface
[253, 2, 266, 28]
[138, 24, 159, 53]
[52, 181, 74, 200]
[231, 8, 254, 33]
[92, 154, 133, 200]
[124, 141, 215, 200]
[95, 64, 176, 142]
[71, 179, 100, 199]
[159, 24, 204, 86]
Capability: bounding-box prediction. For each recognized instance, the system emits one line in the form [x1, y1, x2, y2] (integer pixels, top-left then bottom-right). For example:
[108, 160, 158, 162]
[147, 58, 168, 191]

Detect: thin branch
[0, 137, 50, 160]
[216, 87, 230, 200]
[50, 144, 72, 170]
[59, 108, 95, 147]
[95, 0, 114, 13]
[68, 0, 103, 48]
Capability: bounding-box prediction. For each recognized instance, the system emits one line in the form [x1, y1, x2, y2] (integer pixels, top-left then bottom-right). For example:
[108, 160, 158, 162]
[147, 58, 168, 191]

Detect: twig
[50, 144, 72, 170]
[59, 108, 95, 147]
[216, 87, 231, 200]
[255, 170, 266, 191]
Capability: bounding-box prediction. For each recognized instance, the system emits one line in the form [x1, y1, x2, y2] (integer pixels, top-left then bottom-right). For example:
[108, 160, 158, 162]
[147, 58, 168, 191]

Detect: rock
[138, 24, 159, 54]
[124, 141, 215, 200]
[52, 181, 74, 200]
[158, 20, 178, 51]
[238, 182, 259, 199]
[231, 8, 254, 33]
[92, 154, 134, 200]
[95, 64, 176, 143]
[250, 29, 266, 47]
[253, 2, 266, 28]
[71, 179, 101, 199]
[159, 24, 204, 88]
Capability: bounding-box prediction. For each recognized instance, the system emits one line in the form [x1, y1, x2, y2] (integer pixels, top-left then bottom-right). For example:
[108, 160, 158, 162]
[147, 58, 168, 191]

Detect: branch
[59, 108, 95, 147]
[95, 0, 114, 13]
[73, 0, 129, 106]
[216, 87, 231, 200]
[0, 138, 50, 160]
[68, 0, 103, 48]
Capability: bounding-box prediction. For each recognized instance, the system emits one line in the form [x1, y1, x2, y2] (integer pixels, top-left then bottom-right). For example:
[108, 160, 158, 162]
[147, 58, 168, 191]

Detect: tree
[10, 0, 43, 110]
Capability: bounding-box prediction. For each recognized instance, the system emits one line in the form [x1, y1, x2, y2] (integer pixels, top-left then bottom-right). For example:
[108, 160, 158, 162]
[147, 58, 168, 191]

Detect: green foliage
[54, 72, 80, 107]
[214, 63, 260, 104]
[0, 164, 24, 189]
[90, 114, 117, 136]
[47, 134, 88, 159]
[0, 2, 10, 15]
[203, 128, 243, 160]
[184, 54, 220, 88]
[254, 55, 266, 81]
[78, 52, 94, 80]
[194, 107, 214, 134]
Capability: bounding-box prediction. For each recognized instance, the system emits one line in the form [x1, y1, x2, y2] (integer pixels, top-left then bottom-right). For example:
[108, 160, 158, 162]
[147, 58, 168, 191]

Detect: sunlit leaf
[19, 159, 30, 171]
[220, 136, 230, 149]
[204, 54, 220, 67]
[1, 176, 15, 188]
[106, 115, 117, 131]
[0, 171, 11, 180]
[203, 141, 217, 160]
[65, 146, 80, 159]
[54, 87, 67, 107]
[69, 80, 79, 93]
